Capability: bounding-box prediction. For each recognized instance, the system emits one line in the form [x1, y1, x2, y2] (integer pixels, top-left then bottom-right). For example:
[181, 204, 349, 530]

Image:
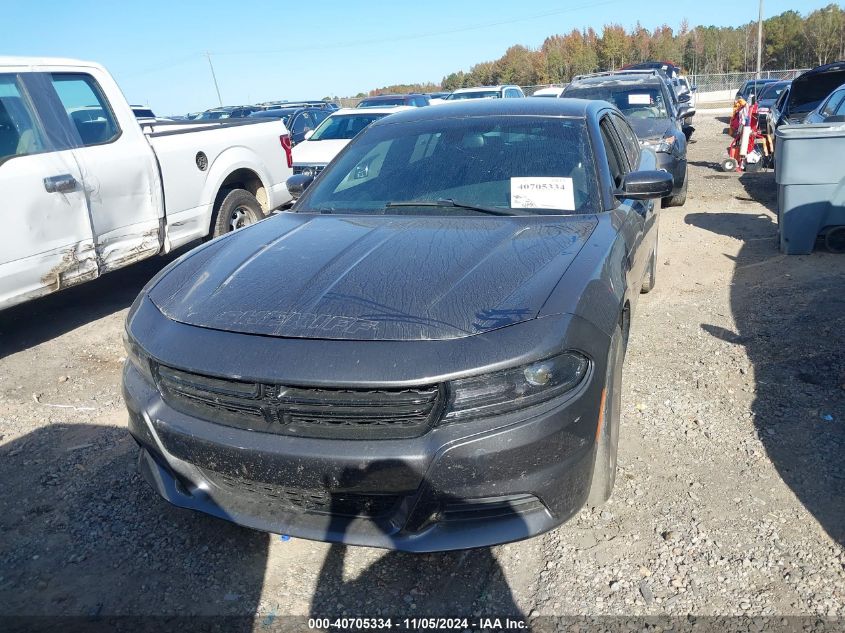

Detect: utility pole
[205, 51, 223, 107]
[756, 0, 764, 79]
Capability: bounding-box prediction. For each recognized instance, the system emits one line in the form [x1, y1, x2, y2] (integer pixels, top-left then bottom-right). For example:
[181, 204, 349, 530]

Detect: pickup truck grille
[201, 470, 400, 517]
[155, 365, 442, 439]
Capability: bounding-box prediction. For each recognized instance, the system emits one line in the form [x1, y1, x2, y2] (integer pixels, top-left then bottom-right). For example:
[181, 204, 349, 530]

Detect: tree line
[363, 5, 844, 95]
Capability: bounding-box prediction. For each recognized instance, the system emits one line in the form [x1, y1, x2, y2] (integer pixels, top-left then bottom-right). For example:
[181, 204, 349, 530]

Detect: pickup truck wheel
[212, 189, 263, 238]
[587, 324, 624, 507]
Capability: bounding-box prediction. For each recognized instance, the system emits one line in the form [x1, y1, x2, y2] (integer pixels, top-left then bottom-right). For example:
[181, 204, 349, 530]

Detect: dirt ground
[1, 112, 843, 630]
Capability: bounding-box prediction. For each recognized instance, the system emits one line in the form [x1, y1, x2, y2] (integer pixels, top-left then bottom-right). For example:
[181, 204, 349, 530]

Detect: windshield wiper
[385, 199, 521, 217]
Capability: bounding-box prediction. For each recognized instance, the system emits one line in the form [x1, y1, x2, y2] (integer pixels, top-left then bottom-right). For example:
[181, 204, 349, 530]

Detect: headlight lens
[443, 352, 589, 422]
[123, 328, 155, 383]
[641, 136, 675, 153]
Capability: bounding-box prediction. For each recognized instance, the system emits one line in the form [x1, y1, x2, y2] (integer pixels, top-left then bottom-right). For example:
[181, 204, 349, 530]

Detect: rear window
[299, 116, 598, 215]
[446, 90, 501, 101]
[309, 113, 390, 140]
[564, 84, 668, 118]
[358, 98, 405, 108]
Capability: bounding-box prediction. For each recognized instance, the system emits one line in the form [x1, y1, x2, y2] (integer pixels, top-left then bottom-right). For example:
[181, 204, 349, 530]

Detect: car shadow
[686, 211, 845, 546]
[0, 251, 184, 360]
[310, 466, 525, 620]
[0, 423, 268, 626]
[1, 425, 527, 624]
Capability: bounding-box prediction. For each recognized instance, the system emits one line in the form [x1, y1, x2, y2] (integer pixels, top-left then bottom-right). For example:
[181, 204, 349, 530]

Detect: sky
[3, 0, 834, 115]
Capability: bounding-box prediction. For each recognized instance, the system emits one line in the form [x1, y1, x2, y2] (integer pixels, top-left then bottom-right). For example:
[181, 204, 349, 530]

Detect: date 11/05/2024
[307, 617, 528, 630]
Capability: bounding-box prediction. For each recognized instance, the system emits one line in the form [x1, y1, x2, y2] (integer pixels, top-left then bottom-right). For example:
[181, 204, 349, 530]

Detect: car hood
[788, 62, 845, 115]
[628, 117, 673, 140]
[291, 139, 349, 165]
[149, 213, 598, 341]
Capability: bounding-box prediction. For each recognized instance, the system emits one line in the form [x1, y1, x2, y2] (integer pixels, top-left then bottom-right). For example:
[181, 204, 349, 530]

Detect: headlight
[123, 328, 155, 383]
[443, 352, 589, 422]
[640, 136, 676, 153]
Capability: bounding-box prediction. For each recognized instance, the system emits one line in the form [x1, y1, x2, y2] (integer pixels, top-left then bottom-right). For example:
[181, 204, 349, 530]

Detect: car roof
[569, 74, 665, 88]
[366, 98, 594, 126]
[450, 85, 521, 93]
[360, 94, 422, 99]
[332, 106, 415, 116]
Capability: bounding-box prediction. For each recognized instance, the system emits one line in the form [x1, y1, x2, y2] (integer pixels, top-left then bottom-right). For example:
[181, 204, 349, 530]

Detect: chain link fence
[683, 69, 808, 92]
[330, 69, 808, 108]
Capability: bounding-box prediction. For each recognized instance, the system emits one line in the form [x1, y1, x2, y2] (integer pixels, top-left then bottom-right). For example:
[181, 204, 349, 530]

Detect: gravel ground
[0, 112, 843, 631]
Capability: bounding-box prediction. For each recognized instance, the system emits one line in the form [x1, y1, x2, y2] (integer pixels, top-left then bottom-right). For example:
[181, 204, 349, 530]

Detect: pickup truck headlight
[640, 136, 676, 153]
[443, 352, 589, 422]
[123, 329, 155, 383]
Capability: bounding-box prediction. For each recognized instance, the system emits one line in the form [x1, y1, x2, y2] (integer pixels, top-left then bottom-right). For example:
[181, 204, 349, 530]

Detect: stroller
[721, 97, 771, 172]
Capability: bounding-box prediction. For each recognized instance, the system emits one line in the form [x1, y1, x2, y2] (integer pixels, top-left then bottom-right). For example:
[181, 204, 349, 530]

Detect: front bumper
[122, 303, 609, 552]
[124, 361, 600, 552]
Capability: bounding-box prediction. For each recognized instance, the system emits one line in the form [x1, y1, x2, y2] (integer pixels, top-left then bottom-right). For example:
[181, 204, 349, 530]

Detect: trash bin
[774, 123, 845, 254]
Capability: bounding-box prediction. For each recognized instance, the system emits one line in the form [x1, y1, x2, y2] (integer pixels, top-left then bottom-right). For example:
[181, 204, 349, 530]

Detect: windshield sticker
[628, 93, 652, 105]
[510, 177, 575, 211]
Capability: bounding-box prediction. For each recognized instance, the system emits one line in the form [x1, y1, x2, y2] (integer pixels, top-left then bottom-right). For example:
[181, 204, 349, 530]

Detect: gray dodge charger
[122, 99, 671, 552]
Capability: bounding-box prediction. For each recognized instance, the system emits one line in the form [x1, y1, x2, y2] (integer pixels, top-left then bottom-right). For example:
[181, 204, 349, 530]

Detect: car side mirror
[691, 85, 698, 92]
[286, 174, 314, 200]
[304, 130, 314, 140]
[678, 93, 691, 103]
[617, 170, 673, 200]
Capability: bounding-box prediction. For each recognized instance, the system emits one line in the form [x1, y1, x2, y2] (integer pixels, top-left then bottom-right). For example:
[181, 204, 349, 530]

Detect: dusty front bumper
[123, 359, 601, 552]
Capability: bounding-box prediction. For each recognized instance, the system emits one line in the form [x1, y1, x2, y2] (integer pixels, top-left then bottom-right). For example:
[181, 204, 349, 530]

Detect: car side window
[821, 89, 845, 116]
[835, 95, 845, 116]
[51, 73, 120, 146]
[313, 110, 329, 125]
[291, 113, 309, 135]
[610, 112, 640, 170]
[599, 116, 626, 189]
[0, 73, 46, 162]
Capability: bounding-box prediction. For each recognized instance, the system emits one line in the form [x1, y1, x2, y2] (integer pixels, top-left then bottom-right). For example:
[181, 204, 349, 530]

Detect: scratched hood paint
[149, 213, 597, 341]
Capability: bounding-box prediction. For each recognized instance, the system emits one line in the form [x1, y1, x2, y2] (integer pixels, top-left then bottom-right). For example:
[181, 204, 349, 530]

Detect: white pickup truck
[0, 57, 293, 310]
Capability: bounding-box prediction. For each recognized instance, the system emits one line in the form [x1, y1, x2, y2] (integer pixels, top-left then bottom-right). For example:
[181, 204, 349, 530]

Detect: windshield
[446, 90, 501, 101]
[198, 110, 229, 120]
[297, 115, 598, 215]
[249, 108, 297, 124]
[358, 98, 405, 108]
[309, 113, 390, 140]
[564, 84, 669, 119]
[758, 82, 788, 101]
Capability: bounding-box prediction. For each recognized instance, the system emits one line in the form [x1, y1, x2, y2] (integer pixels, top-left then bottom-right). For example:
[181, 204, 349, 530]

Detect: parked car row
[767, 61, 845, 138]
[561, 67, 689, 207]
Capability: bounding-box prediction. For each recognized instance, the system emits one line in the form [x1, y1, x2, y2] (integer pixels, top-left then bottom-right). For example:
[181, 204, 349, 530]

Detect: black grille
[292, 165, 325, 175]
[155, 365, 442, 439]
[203, 471, 399, 517]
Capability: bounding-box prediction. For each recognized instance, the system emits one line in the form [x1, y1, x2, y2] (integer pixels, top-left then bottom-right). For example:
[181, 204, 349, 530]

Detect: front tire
[662, 165, 688, 208]
[587, 324, 625, 506]
[211, 189, 263, 238]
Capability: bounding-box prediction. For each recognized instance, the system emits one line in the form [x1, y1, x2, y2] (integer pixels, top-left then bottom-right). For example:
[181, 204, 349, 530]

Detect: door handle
[43, 174, 79, 194]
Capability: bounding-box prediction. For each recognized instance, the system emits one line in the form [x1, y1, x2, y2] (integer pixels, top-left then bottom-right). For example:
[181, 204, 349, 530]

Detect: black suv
[562, 71, 688, 207]
[356, 94, 430, 108]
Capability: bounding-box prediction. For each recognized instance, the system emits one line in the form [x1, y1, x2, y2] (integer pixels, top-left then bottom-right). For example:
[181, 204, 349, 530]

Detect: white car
[530, 86, 565, 98]
[291, 106, 412, 178]
[443, 85, 525, 101]
[0, 57, 293, 310]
